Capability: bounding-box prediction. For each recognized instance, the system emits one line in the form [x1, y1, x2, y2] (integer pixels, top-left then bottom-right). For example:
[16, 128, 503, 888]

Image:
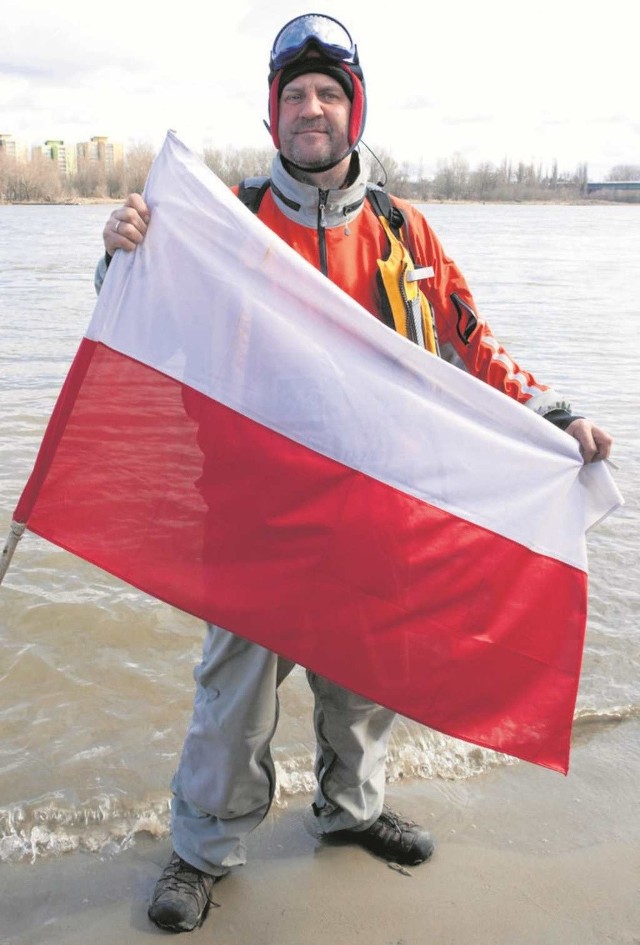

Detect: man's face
[277, 72, 351, 170]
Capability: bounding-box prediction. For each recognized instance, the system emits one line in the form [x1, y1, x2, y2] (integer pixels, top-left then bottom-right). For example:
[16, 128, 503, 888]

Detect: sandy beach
[2, 716, 638, 945]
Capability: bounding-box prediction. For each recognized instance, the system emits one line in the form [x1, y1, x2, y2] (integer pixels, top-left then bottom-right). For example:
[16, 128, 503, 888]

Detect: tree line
[1, 144, 638, 204]
[0, 144, 157, 203]
[378, 154, 640, 203]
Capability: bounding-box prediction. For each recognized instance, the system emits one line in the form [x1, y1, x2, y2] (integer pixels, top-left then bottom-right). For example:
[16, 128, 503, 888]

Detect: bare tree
[497, 157, 512, 185]
[106, 159, 126, 198]
[573, 162, 589, 188]
[203, 146, 274, 185]
[607, 164, 640, 181]
[2, 154, 65, 202]
[72, 158, 106, 198]
[470, 162, 498, 200]
[0, 152, 10, 200]
[124, 143, 157, 194]
[366, 147, 415, 197]
[432, 154, 470, 200]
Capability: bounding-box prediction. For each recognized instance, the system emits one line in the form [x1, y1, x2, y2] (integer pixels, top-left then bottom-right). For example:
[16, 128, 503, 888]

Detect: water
[0, 202, 638, 864]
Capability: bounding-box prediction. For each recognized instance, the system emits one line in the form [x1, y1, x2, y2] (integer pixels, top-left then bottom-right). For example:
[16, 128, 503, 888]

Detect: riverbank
[3, 717, 638, 945]
[1, 197, 122, 206]
[2, 195, 637, 207]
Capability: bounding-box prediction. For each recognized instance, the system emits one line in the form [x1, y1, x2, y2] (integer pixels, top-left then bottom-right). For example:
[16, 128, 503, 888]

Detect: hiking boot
[148, 851, 219, 932]
[331, 805, 435, 865]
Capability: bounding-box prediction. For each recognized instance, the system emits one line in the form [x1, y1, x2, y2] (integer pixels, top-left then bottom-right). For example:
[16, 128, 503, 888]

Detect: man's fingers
[566, 419, 613, 464]
[125, 192, 150, 220]
[592, 427, 613, 462]
[112, 207, 147, 242]
[103, 194, 150, 256]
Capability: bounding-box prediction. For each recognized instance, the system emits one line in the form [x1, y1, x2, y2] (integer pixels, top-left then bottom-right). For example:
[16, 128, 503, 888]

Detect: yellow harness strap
[376, 215, 439, 356]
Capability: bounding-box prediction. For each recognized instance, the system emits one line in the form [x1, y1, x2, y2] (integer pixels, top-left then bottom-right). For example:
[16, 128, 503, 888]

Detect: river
[0, 200, 637, 862]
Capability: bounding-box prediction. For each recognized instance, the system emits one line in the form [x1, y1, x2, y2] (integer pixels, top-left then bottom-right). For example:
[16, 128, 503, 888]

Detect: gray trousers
[171, 624, 396, 875]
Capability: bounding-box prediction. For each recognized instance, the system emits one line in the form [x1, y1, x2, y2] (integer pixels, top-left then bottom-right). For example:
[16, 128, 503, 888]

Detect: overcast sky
[3, 0, 637, 178]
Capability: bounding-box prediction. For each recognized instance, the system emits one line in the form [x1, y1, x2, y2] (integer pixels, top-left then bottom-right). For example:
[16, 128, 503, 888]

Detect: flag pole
[0, 521, 26, 586]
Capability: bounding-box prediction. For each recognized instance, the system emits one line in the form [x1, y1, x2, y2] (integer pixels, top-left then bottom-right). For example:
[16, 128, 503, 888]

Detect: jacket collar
[270, 151, 368, 229]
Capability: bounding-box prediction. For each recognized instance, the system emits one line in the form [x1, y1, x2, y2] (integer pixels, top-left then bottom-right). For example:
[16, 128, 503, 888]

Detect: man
[97, 13, 612, 933]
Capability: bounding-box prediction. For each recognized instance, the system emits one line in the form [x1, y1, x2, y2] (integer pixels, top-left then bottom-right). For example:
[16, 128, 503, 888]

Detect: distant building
[35, 140, 77, 176]
[0, 134, 28, 162]
[76, 136, 124, 170]
[585, 180, 640, 194]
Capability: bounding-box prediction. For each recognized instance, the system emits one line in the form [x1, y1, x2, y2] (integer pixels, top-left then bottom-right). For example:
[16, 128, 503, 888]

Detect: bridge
[586, 180, 640, 194]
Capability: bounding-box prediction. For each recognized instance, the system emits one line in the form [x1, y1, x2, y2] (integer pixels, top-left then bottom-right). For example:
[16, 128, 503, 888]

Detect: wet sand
[3, 717, 639, 945]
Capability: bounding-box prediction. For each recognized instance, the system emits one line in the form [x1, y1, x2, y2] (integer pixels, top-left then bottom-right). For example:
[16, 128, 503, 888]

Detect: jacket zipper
[317, 189, 329, 276]
[399, 271, 421, 345]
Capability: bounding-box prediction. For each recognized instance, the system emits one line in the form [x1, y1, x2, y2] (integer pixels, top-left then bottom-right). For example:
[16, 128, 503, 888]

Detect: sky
[2, 0, 638, 180]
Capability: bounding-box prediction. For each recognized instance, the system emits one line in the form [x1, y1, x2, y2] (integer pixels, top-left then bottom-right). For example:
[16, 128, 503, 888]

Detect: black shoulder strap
[365, 187, 407, 239]
[237, 177, 271, 214]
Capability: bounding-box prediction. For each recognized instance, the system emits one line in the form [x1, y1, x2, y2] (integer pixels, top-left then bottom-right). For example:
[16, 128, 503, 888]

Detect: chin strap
[265, 117, 357, 176]
[280, 147, 356, 176]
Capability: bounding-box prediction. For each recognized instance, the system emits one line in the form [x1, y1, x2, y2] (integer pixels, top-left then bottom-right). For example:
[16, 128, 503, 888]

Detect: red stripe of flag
[18, 340, 586, 772]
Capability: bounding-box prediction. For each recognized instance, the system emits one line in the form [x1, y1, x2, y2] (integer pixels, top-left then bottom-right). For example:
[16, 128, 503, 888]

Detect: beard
[281, 121, 349, 171]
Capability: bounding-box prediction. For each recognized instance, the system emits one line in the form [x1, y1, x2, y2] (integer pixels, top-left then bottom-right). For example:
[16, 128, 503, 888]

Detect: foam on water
[0, 739, 510, 863]
[0, 793, 171, 864]
[5, 707, 638, 864]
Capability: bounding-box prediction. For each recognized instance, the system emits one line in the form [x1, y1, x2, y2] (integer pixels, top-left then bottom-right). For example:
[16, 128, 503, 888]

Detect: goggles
[270, 13, 358, 72]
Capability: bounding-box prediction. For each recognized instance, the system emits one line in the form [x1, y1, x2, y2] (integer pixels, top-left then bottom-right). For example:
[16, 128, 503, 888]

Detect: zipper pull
[318, 190, 328, 228]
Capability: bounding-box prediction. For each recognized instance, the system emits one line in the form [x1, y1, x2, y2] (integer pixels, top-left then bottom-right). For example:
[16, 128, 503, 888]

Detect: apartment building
[38, 140, 77, 176]
[76, 136, 124, 169]
[0, 134, 29, 162]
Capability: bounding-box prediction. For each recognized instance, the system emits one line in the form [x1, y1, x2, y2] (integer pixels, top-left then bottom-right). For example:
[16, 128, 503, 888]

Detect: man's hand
[566, 418, 613, 464]
[103, 193, 150, 256]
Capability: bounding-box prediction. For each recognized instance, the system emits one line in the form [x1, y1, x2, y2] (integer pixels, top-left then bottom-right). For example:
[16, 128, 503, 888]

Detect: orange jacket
[233, 155, 572, 421]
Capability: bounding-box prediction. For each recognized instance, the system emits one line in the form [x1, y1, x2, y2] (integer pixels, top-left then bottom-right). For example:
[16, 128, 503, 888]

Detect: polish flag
[13, 132, 621, 774]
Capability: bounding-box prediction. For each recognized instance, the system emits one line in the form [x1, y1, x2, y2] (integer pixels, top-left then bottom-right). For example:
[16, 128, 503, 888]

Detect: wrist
[543, 409, 584, 431]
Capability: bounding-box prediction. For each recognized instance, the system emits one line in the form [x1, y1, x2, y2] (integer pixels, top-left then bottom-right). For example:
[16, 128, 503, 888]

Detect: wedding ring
[115, 220, 121, 233]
